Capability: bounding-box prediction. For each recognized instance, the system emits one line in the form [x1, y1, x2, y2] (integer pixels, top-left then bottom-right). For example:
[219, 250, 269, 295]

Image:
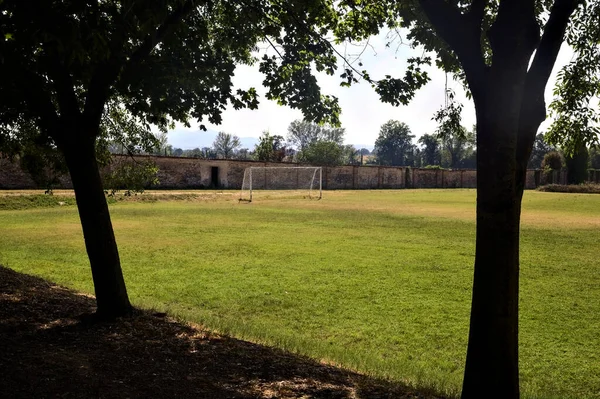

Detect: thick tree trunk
[461, 91, 523, 399]
[61, 131, 132, 319]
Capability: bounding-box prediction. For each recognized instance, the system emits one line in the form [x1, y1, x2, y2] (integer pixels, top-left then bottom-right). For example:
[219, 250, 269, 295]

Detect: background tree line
[141, 120, 600, 180]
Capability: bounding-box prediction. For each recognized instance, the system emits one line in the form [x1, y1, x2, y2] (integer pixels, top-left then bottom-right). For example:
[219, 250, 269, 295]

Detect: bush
[565, 143, 589, 184]
[541, 151, 564, 171]
[537, 184, 600, 194]
[103, 158, 159, 196]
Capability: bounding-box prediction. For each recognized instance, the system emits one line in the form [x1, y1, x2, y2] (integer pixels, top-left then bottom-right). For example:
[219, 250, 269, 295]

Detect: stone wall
[0, 154, 547, 190]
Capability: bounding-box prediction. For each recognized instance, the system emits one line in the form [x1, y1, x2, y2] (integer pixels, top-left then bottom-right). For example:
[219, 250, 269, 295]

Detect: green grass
[1, 189, 599, 398]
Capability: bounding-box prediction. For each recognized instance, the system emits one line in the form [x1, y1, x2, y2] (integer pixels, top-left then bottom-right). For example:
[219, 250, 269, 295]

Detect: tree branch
[83, 0, 197, 133]
[47, 56, 81, 121]
[19, 71, 60, 138]
[419, 0, 487, 97]
[526, 0, 579, 99]
[468, 0, 488, 28]
[516, 0, 580, 180]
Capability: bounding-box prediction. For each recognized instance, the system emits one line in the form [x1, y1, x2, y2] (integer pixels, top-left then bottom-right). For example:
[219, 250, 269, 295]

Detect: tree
[0, 0, 342, 318]
[374, 120, 415, 166]
[254, 131, 287, 162]
[542, 151, 564, 171]
[565, 143, 589, 184]
[236, 148, 251, 160]
[297, 140, 345, 166]
[438, 126, 474, 169]
[528, 134, 556, 169]
[590, 147, 600, 169]
[333, 1, 584, 397]
[287, 119, 345, 151]
[172, 148, 184, 157]
[418, 134, 441, 166]
[287, 120, 348, 165]
[213, 132, 241, 159]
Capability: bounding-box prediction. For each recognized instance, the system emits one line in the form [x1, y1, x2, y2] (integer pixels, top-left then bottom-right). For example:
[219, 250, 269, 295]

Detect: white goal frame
[240, 166, 323, 202]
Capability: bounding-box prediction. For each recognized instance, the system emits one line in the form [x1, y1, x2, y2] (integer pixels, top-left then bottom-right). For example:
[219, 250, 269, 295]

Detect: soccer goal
[240, 166, 322, 202]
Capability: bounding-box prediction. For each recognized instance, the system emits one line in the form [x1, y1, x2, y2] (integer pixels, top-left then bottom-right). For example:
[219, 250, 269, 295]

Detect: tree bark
[61, 129, 132, 319]
[461, 68, 526, 398]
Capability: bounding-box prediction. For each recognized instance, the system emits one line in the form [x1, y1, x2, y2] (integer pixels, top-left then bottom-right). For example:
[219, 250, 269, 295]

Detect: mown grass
[0, 189, 598, 398]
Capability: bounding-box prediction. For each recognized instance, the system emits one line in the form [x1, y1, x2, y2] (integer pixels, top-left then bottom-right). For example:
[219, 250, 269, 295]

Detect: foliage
[542, 151, 565, 171]
[537, 183, 600, 193]
[528, 134, 556, 169]
[151, 132, 171, 156]
[212, 132, 241, 159]
[286, 120, 345, 151]
[589, 146, 600, 169]
[547, 1, 600, 154]
[423, 165, 447, 170]
[254, 131, 287, 162]
[565, 143, 589, 184]
[103, 158, 159, 197]
[297, 140, 345, 166]
[373, 120, 415, 166]
[438, 126, 475, 169]
[287, 120, 349, 165]
[418, 134, 441, 167]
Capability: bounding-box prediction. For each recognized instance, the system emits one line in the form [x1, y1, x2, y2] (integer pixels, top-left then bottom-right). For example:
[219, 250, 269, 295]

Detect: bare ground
[0, 266, 446, 399]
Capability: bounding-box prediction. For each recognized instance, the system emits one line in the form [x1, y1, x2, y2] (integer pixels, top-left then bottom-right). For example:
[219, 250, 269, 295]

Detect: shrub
[565, 143, 589, 184]
[537, 184, 600, 194]
[541, 151, 564, 171]
[103, 158, 159, 197]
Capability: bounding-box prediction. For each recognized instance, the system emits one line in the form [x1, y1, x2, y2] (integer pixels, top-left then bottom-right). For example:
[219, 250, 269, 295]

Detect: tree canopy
[374, 120, 415, 166]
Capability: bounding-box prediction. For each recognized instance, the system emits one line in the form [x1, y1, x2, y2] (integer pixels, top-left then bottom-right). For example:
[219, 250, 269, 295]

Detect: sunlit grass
[0, 189, 598, 398]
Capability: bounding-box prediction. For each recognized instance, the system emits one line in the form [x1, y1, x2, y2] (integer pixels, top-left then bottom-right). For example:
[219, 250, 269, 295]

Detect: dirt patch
[0, 266, 445, 399]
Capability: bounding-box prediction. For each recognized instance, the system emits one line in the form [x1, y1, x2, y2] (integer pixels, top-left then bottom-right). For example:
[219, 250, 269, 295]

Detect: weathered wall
[0, 154, 549, 190]
[0, 157, 37, 189]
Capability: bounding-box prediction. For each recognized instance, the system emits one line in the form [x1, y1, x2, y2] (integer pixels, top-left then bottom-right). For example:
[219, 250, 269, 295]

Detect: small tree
[103, 158, 159, 197]
[565, 143, 589, 184]
[213, 132, 241, 159]
[298, 140, 344, 166]
[542, 151, 565, 171]
[254, 131, 287, 162]
[374, 120, 415, 166]
[287, 120, 345, 151]
[590, 147, 600, 169]
[528, 134, 555, 169]
[418, 134, 441, 166]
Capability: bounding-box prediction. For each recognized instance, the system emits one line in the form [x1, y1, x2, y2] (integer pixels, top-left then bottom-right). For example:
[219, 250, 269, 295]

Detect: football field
[1, 189, 599, 398]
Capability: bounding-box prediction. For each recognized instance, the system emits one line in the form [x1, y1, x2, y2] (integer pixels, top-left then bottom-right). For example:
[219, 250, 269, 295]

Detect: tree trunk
[461, 91, 523, 399]
[61, 131, 132, 319]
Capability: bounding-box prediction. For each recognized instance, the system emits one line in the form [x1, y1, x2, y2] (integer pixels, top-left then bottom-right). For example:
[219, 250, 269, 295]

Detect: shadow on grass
[0, 266, 446, 399]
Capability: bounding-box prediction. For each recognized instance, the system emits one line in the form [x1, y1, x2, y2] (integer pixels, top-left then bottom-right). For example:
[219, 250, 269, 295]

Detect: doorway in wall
[211, 166, 219, 188]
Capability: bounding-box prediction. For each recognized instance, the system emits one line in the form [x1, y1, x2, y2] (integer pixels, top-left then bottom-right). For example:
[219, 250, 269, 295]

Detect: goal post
[240, 166, 322, 202]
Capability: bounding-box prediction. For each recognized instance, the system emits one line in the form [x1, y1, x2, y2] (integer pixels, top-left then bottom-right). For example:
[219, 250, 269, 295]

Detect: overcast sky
[167, 32, 574, 150]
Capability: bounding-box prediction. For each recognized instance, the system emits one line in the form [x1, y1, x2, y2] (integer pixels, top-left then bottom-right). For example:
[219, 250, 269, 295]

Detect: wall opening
[211, 166, 219, 188]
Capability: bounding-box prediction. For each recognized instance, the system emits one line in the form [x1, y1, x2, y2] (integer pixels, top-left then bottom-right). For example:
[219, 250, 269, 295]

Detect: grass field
[1, 189, 599, 398]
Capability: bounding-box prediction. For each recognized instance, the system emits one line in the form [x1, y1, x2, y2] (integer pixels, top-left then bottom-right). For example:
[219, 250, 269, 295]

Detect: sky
[166, 31, 575, 150]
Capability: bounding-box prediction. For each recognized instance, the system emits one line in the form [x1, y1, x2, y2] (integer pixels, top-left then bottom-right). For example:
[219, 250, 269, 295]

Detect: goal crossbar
[240, 166, 322, 202]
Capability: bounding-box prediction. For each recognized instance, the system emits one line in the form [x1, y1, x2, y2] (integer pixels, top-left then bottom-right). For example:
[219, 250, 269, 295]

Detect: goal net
[240, 166, 322, 202]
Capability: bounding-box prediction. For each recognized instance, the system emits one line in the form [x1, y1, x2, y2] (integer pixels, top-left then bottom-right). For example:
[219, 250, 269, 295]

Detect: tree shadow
[0, 266, 446, 399]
